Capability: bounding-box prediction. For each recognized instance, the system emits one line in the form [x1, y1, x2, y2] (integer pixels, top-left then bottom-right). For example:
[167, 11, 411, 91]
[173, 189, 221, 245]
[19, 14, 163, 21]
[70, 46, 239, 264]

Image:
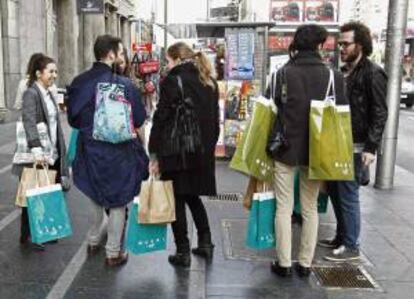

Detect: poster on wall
[268, 34, 294, 52]
[303, 0, 338, 23]
[226, 29, 255, 80]
[270, 0, 304, 23]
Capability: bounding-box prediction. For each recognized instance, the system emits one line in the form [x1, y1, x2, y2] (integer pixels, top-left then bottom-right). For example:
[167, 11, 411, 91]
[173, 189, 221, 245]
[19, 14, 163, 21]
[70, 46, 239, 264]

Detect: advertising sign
[270, 0, 339, 23]
[77, 0, 104, 14]
[226, 29, 255, 80]
[268, 34, 294, 51]
[270, 0, 304, 23]
[304, 0, 338, 23]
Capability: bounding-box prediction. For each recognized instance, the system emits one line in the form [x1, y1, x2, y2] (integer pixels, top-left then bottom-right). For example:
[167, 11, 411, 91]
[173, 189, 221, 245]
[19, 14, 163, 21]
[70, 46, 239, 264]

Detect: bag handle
[33, 161, 51, 188]
[324, 69, 336, 103]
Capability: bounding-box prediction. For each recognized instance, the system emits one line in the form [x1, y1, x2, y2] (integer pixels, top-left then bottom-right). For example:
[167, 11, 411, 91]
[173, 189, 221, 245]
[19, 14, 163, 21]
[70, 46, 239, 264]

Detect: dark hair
[27, 55, 55, 87]
[93, 34, 123, 61]
[289, 24, 328, 54]
[340, 21, 373, 57]
[26, 53, 44, 76]
[115, 47, 131, 77]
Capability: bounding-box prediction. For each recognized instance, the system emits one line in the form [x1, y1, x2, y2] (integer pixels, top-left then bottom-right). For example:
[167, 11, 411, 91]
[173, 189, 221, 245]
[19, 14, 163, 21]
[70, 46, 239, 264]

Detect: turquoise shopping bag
[65, 128, 79, 166]
[246, 191, 276, 250]
[125, 204, 167, 255]
[293, 171, 329, 214]
[26, 184, 73, 244]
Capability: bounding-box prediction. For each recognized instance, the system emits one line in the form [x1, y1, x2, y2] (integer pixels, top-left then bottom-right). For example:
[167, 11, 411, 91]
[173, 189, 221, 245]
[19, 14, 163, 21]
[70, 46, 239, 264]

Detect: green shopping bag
[125, 203, 167, 255]
[309, 70, 354, 181]
[230, 97, 276, 182]
[242, 97, 276, 182]
[65, 128, 79, 166]
[26, 184, 73, 244]
[293, 171, 329, 214]
[229, 123, 250, 176]
[246, 191, 276, 249]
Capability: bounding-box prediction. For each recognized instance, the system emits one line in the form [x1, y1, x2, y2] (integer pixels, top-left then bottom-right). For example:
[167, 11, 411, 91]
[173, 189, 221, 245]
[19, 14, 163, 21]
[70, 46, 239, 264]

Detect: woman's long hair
[27, 55, 55, 87]
[115, 47, 131, 77]
[167, 42, 215, 89]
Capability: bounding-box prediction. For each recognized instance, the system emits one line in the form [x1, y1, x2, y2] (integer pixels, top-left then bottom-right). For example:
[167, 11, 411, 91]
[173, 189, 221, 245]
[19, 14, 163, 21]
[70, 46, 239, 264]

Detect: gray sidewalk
[202, 161, 414, 299]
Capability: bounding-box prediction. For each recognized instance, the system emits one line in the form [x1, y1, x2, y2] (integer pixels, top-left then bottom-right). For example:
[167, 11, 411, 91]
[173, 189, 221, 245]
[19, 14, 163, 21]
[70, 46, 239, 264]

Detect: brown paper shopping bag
[243, 177, 271, 210]
[138, 176, 176, 224]
[15, 163, 57, 207]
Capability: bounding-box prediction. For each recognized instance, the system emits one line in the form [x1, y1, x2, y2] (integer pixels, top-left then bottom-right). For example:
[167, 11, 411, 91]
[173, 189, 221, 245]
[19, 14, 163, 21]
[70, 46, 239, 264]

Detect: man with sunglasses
[319, 22, 388, 261]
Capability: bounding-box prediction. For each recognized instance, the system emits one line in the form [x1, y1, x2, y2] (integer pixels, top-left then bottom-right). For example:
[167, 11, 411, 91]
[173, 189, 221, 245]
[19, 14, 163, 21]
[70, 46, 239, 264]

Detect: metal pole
[374, 0, 409, 189]
[163, 0, 168, 60]
[0, 4, 8, 120]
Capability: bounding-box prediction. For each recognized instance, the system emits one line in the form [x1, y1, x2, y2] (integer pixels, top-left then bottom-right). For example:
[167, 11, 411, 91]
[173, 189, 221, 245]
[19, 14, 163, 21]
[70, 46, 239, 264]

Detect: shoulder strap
[280, 67, 288, 104]
[176, 75, 185, 100]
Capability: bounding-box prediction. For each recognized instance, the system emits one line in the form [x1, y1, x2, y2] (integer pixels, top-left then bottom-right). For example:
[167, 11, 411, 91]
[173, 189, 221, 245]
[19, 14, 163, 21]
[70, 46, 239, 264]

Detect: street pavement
[0, 109, 414, 298]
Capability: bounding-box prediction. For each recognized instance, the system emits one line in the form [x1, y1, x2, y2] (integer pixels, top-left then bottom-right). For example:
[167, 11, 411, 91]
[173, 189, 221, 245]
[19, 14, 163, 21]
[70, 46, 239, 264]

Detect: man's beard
[344, 48, 361, 64]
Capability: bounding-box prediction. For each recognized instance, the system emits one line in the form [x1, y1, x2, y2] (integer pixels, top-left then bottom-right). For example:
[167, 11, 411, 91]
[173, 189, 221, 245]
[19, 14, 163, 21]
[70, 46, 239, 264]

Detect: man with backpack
[67, 35, 148, 267]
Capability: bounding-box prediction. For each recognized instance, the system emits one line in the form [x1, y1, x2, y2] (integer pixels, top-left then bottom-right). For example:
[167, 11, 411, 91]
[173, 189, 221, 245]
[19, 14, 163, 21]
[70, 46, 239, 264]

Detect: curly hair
[340, 21, 373, 57]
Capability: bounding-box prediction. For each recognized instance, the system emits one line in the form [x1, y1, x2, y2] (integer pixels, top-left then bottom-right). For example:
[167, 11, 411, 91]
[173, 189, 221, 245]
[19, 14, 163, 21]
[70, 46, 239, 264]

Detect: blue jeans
[327, 153, 362, 250]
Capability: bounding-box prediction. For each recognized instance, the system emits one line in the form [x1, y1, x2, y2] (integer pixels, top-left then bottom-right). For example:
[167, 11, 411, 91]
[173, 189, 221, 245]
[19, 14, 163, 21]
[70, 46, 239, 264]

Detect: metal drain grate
[313, 265, 377, 289]
[207, 193, 242, 201]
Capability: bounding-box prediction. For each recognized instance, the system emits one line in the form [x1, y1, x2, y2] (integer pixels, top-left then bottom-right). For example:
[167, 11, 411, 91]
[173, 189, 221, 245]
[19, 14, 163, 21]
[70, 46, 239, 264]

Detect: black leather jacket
[343, 57, 388, 154]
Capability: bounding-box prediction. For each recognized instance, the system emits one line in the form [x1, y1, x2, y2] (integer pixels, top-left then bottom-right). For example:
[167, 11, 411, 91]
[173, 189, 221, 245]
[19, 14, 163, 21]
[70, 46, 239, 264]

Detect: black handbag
[159, 75, 203, 170]
[266, 67, 289, 158]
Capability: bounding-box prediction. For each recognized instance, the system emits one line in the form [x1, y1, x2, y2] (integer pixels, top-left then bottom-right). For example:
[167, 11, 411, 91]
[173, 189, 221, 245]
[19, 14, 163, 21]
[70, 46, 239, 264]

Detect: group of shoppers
[12, 20, 388, 275]
[13, 35, 218, 268]
[267, 21, 387, 277]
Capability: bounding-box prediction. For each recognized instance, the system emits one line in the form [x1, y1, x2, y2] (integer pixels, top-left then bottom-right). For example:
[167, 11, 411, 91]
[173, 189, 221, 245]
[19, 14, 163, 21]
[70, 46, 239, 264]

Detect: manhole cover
[313, 264, 378, 289]
[207, 193, 241, 201]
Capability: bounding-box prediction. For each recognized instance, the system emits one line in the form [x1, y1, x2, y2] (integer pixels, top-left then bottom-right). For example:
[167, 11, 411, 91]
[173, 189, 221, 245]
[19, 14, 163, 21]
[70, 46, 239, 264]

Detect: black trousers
[171, 194, 211, 253]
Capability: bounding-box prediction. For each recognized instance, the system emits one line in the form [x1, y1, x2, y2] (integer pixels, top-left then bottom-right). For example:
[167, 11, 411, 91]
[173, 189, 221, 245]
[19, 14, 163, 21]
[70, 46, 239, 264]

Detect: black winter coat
[149, 62, 220, 196]
[268, 51, 347, 166]
[341, 57, 388, 154]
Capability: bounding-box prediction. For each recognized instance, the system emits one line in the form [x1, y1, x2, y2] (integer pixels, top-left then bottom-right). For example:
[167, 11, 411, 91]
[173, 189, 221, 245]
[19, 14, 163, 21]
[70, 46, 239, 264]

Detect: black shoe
[295, 263, 311, 277]
[270, 261, 292, 277]
[318, 238, 341, 249]
[168, 253, 191, 267]
[192, 244, 215, 259]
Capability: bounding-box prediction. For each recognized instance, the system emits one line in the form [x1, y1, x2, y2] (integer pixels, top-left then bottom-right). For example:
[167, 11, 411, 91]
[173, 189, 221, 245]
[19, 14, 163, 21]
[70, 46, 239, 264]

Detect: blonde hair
[167, 42, 215, 89]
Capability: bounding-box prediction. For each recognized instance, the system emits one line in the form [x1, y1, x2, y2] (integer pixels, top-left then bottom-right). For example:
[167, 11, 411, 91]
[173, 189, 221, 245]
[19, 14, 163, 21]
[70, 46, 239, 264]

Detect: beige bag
[138, 176, 176, 224]
[15, 163, 57, 207]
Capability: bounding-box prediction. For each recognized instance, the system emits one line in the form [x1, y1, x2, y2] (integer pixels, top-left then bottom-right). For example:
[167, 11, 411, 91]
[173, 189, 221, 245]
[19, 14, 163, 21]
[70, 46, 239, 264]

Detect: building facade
[0, 0, 139, 121]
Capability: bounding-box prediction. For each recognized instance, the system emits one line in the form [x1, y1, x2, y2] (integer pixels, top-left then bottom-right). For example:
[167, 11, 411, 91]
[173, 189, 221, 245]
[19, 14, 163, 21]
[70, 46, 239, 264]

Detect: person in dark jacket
[267, 24, 348, 277]
[67, 35, 148, 267]
[320, 22, 388, 262]
[12, 55, 70, 250]
[149, 42, 219, 267]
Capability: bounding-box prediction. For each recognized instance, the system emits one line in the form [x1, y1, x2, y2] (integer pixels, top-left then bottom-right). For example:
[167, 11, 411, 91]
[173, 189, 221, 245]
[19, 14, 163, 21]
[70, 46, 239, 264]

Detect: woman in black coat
[149, 42, 219, 267]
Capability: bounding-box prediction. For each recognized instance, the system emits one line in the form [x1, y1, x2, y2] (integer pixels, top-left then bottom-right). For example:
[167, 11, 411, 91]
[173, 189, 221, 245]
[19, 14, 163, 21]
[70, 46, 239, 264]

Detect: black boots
[192, 233, 215, 259]
[168, 252, 191, 267]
